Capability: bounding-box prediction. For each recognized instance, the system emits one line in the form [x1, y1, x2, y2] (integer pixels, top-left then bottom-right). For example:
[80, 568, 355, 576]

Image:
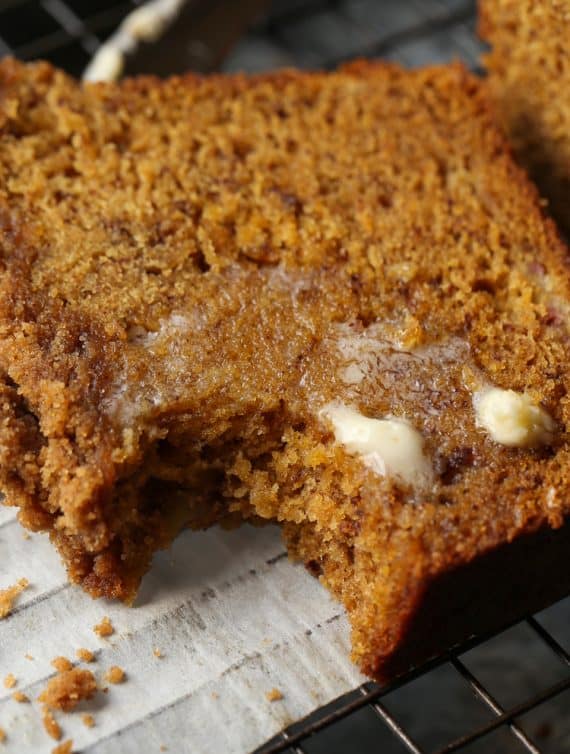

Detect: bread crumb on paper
[76, 648, 95, 663]
[0, 578, 29, 618]
[39, 668, 97, 712]
[153, 648, 163, 658]
[52, 740, 73, 754]
[42, 708, 62, 741]
[104, 666, 125, 685]
[12, 691, 29, 703]
[0, 726, 6, 742]
[3, 674, 16, 689]
[265, 688, 283, 702]
[82, 714, 95, 729]
[93, 616, 114, 638]
[51, 657, 73, 673]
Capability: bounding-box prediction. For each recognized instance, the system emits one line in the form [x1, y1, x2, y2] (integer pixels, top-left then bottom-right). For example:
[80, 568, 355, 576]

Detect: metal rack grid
[0, 0, 142, 75]
[256, 604, 570, 753]
[0, 1, 568, 753]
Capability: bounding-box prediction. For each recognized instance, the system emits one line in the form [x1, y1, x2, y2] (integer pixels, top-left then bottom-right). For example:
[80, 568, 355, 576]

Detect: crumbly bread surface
[1, 59, 570, 679]
[38, 668, 97, 712]
[479, 0, 570, 234]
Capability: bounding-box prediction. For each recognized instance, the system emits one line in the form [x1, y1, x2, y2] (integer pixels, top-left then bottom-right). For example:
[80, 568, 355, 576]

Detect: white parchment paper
[0, 505, 364, 753]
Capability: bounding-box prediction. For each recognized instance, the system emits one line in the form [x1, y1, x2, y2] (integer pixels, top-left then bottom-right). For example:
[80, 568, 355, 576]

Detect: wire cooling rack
[1, 1, 569, 753]
[0, 0, 483, 76]
[256, 604, 570, 754]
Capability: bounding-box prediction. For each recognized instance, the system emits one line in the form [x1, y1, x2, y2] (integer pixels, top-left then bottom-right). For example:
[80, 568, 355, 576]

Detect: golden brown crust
[479, 0, 570, 234]
[1, 59, 570, 680]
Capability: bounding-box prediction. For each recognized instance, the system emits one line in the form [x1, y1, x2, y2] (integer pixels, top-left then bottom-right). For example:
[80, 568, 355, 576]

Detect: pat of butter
[473, 388, 555, 447]
[321, 403, 433, 488]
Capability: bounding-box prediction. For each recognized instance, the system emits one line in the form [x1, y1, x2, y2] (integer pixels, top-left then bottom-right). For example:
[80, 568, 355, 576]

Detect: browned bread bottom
[1, 58, 570, 680]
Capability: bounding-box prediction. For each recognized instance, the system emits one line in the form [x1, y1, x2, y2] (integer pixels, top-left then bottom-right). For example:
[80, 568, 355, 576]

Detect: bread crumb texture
[51, 657, 73, 673]
[82, 714, 95, 728]
[52, 741, 73, 754]
[1, 58, 570, 681]
[3, 674, 16, 689]
[265, 688, 284, 702]
[0, 579, 29, 619]
[480, 0, 570, 233]
[12, 691, 29, 703]
[93, 617, 114, 638]
[42, 708, 62, 741]
[0, 726, 5, 743]
[76, 648, 95, 663]
[104, 666, 126, 684]
[39, 668, 97, 711]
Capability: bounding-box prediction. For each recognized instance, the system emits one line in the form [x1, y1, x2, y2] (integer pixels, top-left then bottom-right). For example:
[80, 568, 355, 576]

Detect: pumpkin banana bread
[479, 0, 570, 235]
[1, 58, 570, 680]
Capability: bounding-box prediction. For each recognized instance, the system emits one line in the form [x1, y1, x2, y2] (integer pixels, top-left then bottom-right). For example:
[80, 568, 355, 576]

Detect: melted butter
[321, 403, 434, 488]
[473, 388, 555, 448]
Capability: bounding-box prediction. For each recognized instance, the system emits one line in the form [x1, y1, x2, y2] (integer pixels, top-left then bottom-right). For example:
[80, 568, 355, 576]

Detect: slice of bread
[479, 0, 570, 235]
[1, 58, 569, 680]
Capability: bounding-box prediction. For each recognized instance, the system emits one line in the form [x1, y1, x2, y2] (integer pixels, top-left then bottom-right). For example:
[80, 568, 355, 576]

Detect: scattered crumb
[52, 740, 73, 754]
[81, 714, 95, 729]
[160, 746, 167, 752]
[153, 648, 163, 659]
[12, 691, 29, 703]
[42, 708, 62, 741]
[211, 692, 219, 700]
[104, 666, 125, 684]
[0, 578, 29, 619]
[22, 531, 31, 540]
[265, 688, 283, 702]
[93, 616, 114, 638]
[0, 727, 5, 743]
[76, 648, 95, 663]
[51, 657, 73, 673]
[39, 668, 97, 712]
[24, 654, 34, 661]
[3, 674, 16, 689]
